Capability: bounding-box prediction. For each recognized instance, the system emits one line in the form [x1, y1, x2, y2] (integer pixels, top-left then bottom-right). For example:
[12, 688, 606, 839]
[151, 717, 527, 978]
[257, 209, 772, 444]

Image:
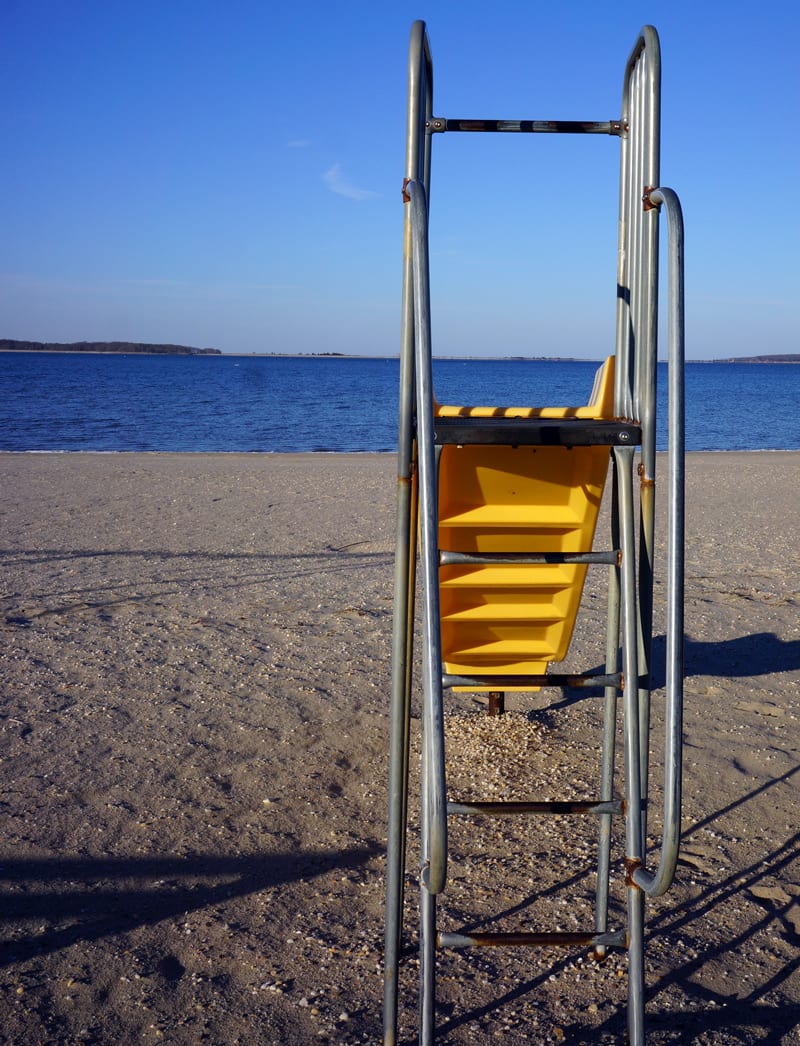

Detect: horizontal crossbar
[447, 799, 622, 817]
[427, 118, 622, 135]
[443, 672, 621, 690]
[433, 417, 640, 447]
[438, 930, 627, 950]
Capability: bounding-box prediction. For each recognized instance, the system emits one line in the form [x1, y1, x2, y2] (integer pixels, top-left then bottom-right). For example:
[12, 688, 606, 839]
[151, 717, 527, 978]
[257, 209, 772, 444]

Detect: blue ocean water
[0, 352, 797, 452]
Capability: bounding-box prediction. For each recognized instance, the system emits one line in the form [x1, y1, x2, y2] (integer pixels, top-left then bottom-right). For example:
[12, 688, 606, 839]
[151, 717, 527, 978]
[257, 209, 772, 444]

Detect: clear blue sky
[2, 0, 798, 358]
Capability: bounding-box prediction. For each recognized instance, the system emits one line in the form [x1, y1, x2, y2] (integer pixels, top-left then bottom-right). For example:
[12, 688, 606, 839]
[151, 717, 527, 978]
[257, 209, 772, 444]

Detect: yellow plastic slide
[436, 356, 615, 687]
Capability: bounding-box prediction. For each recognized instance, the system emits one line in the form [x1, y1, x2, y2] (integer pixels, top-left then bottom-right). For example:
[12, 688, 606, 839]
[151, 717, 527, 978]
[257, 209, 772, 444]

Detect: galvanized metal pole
[594, 453, 620, 952]
[615, 444, 645, 1045]
[632, 185, 685, 898]
[408, 180, 448, 898]
[383, 22, 434, 1046]
[408, 177, 447, 1045]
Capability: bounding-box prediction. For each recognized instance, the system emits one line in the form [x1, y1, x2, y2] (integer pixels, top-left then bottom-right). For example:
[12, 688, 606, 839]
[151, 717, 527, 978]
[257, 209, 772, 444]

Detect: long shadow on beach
[0, 845, 380, 967]
[681, 631, 800, 680]
[545, 630, 800, 713]
[2, 546, 392, 627]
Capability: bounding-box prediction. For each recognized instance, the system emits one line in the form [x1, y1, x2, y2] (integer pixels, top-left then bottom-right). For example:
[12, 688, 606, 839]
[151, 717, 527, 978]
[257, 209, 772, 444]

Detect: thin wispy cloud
[323, 163, 379, 201]
[287, 138, 311, 148]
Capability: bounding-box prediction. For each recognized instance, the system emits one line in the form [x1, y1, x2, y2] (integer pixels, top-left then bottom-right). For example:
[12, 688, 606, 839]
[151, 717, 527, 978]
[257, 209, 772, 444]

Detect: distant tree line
[0, 339, 221, 355]
[710, 354, 799, 364]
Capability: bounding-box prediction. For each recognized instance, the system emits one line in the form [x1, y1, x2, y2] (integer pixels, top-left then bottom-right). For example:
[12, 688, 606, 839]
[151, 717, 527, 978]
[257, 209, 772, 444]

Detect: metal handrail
[632, 185, 685, 897]
[615, 25, 661, 436]
[405, 21, 433, 196]
[407, 178, 448, 896]
[383, 24, 435, 1043]
[615, 24, 661, 883]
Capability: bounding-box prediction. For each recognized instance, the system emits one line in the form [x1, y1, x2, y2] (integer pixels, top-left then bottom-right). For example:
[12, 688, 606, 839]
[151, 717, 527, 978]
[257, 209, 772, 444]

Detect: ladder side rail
[619, 27, 662, 860]
[394, 16, 433, 686]
[614, 61, 634, 420]
[398, 20, 433, 488]
[633, 186, 685, 897]
[635, 66, 658, 857]
[628, 54, 653, 831]
[383, 22, 435, 1045]
[618, 27, 661, 473]
[408, 179, 448, 898]
[399, 20, 434, 495]
[405, 20, 434, 192]
[408, 179, 445, 1046]
[615, 26, 661, 425]
[614, 443, 646, 1046]
[616, 30, 662, 1045]
[634, 31, 661, 860]
[383, 463, 417, 1043]
[594, 452, 621, 954]
[615, 128, 637, 415]
[632, 37, 661, 452]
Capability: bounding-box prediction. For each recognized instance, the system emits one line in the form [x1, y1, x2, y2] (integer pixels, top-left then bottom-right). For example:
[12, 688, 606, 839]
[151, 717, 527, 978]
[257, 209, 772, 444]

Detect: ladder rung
[434, 417, 640, 447]
[447, 799, 622, 817]
[426, 118, 622, 136]
[440, 550, 619, 566]
[443, 672, 621, 690]
[438, 930, 626, 950]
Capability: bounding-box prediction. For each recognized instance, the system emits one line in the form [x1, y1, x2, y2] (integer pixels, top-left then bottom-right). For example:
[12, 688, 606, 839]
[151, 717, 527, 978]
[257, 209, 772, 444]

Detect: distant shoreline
[702, 354, 800, 364]
[1, 342, 797, 364]
[0, 339, 220, 356]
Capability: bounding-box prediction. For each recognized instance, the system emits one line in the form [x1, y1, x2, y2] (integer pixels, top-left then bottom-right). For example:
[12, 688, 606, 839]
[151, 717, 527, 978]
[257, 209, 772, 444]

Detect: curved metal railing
[633, 185, 685, 897]
[407, 177, 448, 896]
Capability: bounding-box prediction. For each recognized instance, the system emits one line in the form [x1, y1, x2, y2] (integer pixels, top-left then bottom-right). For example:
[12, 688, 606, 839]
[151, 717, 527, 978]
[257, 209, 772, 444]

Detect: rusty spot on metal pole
[625, 856, 644, 887]
[402, 178, 411, 203]
[642, 186, 657, 211]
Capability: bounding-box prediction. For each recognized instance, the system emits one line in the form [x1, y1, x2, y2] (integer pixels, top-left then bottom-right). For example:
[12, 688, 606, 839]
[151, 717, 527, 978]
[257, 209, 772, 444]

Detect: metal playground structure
[384, 21, 686, 1045]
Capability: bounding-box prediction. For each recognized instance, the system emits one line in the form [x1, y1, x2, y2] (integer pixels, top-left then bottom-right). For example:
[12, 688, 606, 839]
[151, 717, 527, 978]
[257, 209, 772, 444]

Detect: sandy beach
[1, 451, 798, 1044]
